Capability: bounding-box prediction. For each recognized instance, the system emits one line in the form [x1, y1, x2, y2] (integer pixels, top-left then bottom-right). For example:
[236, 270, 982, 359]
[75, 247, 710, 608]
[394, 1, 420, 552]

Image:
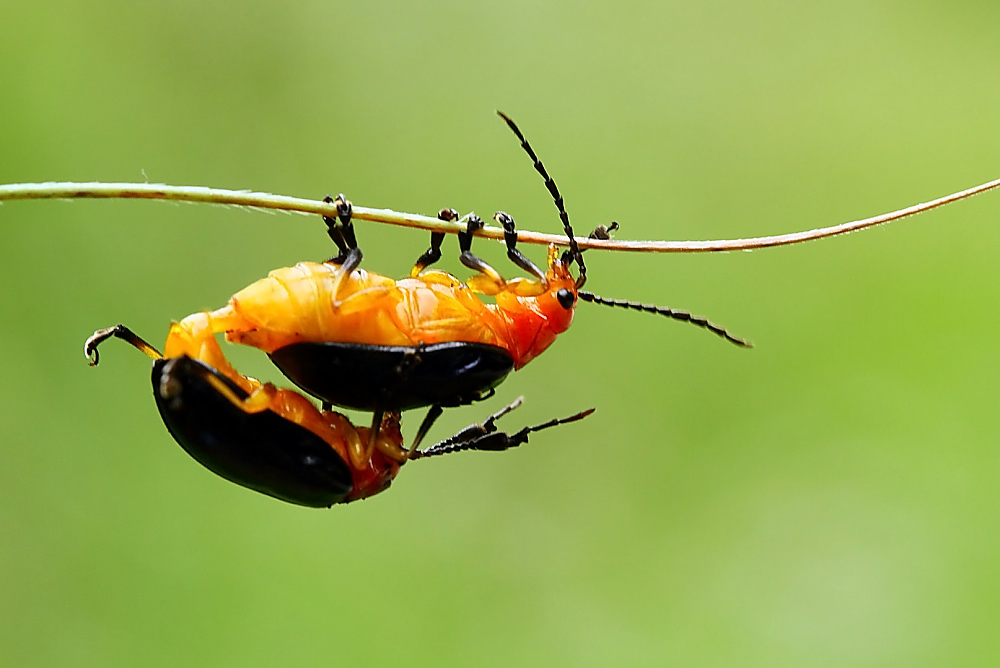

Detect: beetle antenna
[577, 291, 752, 348]
[496, 111, 587, 288]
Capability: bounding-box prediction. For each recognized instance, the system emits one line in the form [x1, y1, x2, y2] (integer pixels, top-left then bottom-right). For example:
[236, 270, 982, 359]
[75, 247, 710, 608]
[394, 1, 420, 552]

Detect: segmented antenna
[495, 114, 749, 348]
[496, 111, 587, 288]
[578, 291, 752, 348]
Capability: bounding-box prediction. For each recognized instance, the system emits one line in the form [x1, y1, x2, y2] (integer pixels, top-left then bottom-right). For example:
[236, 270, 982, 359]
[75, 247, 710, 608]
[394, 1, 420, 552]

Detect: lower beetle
[86, 324, 592, 506]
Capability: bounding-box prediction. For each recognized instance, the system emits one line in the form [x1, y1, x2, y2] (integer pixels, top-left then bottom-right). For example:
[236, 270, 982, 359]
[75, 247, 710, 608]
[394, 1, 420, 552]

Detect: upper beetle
[154, 113, 748, 437]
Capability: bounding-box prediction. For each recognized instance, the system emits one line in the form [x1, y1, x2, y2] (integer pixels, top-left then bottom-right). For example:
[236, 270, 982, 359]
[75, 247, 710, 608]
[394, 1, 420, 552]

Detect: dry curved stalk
[1, 178, 999, 252]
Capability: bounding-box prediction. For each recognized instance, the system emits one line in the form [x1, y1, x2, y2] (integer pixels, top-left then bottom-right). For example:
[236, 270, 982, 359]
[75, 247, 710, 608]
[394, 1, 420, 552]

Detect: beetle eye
[556, 288, 575, 309]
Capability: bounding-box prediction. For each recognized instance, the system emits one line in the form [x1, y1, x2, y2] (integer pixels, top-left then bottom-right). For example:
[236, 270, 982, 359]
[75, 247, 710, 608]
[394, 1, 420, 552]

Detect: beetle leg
[87, 317, 266, 406]
[366, 407, 385, 460]
[410, 230, 445, 276]
[323, 210, 350, 262]
[412, 399, 594, 458]
[85, 324, 163, 366]
[323, 193, 361, 270]
[365, 412, 413, 466]
[407, 404, 444, 457]
[324, 408, 408, 469]
[322, 194, 361, 265]
[458, 214, 510, 295]
[493, 211, 547, 285]
[88, 321, 291, 415]
[410, 208, 459, 277]
[322, 194, 365, 300]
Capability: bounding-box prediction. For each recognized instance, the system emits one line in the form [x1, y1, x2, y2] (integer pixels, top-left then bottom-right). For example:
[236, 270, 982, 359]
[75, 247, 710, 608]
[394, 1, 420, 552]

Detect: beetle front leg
[493, 211, 547, 284]
[458, 214, 511, 295]
[458, 212, 549, 297]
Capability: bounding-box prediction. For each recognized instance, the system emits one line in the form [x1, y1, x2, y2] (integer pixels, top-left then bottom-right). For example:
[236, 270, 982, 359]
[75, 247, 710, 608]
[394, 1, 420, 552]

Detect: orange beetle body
[167, 243, 577, 379]
[156, 115, 593, 418]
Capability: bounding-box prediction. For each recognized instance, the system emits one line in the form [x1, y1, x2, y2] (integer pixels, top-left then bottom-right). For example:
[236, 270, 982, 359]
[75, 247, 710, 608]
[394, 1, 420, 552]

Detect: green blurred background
[2, 1, 999, 666]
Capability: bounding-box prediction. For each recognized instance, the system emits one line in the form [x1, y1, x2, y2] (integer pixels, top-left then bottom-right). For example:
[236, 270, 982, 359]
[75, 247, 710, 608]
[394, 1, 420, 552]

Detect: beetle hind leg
[85, 324, 163, 366]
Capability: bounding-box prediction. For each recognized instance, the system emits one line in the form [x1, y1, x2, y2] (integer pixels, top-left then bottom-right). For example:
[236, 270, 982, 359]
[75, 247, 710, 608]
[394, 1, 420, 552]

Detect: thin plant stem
[2, 178, 999, 252]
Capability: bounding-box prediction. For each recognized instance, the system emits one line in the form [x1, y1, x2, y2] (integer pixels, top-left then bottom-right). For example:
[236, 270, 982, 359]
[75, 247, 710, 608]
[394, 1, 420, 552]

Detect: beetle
[84, 324, 592, 507]
[83, 112, 745, 503]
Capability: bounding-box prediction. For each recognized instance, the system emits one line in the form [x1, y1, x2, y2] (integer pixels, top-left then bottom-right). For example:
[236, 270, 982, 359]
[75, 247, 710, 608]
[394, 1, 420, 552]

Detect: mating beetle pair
[85, 112, 748, 507]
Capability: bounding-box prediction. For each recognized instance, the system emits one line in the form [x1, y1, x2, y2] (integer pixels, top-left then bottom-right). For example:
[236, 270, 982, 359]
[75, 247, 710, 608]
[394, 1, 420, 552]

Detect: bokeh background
[2, 2, 999, 666]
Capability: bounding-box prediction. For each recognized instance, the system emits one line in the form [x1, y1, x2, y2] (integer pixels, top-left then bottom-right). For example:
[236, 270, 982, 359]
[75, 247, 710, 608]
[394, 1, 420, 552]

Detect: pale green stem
[1, 178, 998, 252]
